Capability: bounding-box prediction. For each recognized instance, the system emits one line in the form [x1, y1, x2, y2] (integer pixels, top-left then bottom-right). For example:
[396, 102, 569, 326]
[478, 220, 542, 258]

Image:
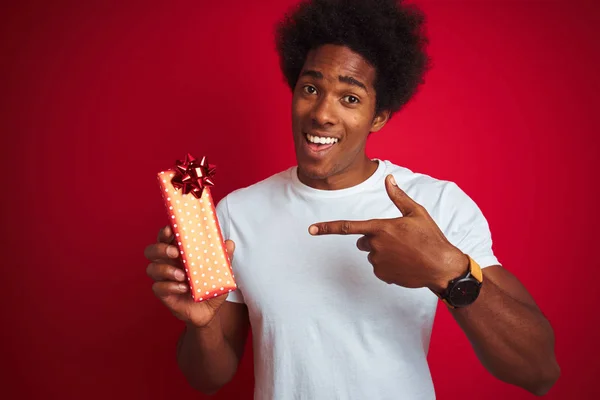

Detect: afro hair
[275, 0, 431, 118]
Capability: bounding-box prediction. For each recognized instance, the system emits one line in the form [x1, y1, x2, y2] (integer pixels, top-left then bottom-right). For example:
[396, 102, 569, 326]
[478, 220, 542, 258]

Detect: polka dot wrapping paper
[157, 163, 237, 302]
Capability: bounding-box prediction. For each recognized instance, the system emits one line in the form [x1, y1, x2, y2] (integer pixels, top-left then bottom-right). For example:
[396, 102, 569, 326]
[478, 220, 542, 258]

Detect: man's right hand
[145, 225, 235, 328]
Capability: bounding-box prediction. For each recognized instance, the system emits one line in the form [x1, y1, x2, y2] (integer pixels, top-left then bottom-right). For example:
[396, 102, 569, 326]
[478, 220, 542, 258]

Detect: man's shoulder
[384, 160, 454, 194]
[382, 160, 476, 215]
[218, 166, 294, 208]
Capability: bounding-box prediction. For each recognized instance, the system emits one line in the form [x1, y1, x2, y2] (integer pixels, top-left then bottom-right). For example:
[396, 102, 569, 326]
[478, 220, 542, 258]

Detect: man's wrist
[428, 248, 470, 293]
[186, 315, 220, 335]
[184, 317, 229, 350]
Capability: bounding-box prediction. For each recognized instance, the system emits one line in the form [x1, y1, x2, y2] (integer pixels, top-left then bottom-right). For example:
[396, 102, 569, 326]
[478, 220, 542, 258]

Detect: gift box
[157, 153, 237, 302]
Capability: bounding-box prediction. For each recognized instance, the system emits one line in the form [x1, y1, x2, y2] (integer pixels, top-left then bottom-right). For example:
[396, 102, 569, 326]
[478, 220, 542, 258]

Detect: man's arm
[309, 174, 560, 395]
[176, 301, 250, 394]
[447, 264, 560, 396]
[146, 226, 250, 395]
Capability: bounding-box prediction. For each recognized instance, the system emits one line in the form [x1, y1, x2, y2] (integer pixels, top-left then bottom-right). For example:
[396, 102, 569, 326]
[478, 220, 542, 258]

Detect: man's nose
[311, 95, 338, 127]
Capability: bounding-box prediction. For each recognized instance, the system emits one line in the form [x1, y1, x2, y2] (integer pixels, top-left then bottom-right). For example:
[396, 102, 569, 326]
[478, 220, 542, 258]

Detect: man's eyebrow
[299, 70, 368, 93]
[300, 70, 323, 79]
[339, 75, 368, 93]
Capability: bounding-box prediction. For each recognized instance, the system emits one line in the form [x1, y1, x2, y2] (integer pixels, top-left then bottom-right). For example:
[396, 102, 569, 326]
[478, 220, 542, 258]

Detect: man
[145, 0, 560, 398]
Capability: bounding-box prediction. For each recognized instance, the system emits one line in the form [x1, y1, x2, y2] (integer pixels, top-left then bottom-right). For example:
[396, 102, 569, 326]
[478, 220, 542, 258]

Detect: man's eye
[344, 95, 359, 104]
[303, 86, 317, 94]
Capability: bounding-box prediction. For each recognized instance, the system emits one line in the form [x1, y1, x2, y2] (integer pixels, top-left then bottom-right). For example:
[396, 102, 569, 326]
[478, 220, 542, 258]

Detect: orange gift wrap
[157, 153, 237, 302]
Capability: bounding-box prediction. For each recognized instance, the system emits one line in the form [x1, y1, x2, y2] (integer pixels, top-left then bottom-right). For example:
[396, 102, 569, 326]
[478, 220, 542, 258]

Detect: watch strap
[468, 256, 483, 283]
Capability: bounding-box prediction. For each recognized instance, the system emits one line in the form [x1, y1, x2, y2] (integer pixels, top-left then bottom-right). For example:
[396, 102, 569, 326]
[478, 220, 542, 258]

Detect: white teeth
[306, 134, 338, 144]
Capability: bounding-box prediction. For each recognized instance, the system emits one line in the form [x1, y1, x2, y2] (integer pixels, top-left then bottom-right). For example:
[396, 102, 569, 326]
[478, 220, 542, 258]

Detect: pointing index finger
[309, 220, 377, 236]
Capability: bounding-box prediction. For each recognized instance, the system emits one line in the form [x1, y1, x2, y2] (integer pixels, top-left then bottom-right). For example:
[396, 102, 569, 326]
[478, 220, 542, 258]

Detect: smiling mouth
[303, 133, 339, 153]
[305, 133, 339, 145]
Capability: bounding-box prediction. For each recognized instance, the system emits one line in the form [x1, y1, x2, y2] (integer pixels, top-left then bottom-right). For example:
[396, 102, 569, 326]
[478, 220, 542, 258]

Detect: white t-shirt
[216, 159, 500, 400]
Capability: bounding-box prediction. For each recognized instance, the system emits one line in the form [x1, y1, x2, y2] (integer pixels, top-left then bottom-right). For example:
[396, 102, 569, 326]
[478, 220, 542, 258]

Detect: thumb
[225, 239, 235, 261]
[385, 174, 419, 216]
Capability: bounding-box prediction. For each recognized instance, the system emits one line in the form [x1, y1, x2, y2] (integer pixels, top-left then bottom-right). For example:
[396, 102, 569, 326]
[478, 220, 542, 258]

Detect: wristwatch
[435, 256, 483, 308]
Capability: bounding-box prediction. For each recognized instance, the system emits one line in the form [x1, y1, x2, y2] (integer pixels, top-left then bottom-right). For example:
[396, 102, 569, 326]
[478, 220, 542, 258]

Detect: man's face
[291, 44, 388, 187]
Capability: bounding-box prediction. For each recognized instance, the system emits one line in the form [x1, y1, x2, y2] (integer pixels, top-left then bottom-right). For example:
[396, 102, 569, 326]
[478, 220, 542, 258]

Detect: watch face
[448, 279, 481, 307]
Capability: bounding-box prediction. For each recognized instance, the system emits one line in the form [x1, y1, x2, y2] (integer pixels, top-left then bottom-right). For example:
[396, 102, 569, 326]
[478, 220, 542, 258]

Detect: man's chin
[297, 163, 333, 181]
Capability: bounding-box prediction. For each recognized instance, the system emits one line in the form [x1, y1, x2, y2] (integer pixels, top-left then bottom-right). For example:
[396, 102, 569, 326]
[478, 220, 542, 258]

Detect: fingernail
[174, 269, 185, 281]
[389, 175, 397, 186]
[309, 225, 319, 235]
[178, 284, 188, 292]
[167, 246, 179, 258]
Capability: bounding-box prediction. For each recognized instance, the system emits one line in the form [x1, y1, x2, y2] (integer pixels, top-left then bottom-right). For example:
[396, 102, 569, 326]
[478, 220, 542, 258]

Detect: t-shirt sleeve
[215, 195, 246, 303]
[443, 182, 501, 269]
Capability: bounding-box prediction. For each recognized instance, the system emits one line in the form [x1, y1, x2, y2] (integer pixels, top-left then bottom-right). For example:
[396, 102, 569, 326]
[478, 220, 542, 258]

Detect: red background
[2, 0, 599, 398]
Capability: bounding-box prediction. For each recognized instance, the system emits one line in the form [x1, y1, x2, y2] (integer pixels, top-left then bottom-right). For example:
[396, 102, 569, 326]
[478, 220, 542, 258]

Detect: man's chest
[232, 215, 436, 326]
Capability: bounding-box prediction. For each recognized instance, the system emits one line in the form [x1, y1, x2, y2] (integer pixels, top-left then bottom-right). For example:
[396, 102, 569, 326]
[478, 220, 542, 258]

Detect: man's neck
[298, 157, 379, 191]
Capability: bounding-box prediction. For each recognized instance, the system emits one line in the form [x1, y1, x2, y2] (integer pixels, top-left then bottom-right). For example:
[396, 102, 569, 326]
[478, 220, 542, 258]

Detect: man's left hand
[308, 174, 468, 292]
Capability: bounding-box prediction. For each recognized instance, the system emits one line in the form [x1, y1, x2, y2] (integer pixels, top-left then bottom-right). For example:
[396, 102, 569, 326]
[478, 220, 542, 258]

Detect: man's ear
[371, 110, 390, 132]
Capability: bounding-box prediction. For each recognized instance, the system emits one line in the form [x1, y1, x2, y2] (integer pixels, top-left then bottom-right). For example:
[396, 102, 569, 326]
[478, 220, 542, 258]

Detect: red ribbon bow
[171, 153, 216, 199]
